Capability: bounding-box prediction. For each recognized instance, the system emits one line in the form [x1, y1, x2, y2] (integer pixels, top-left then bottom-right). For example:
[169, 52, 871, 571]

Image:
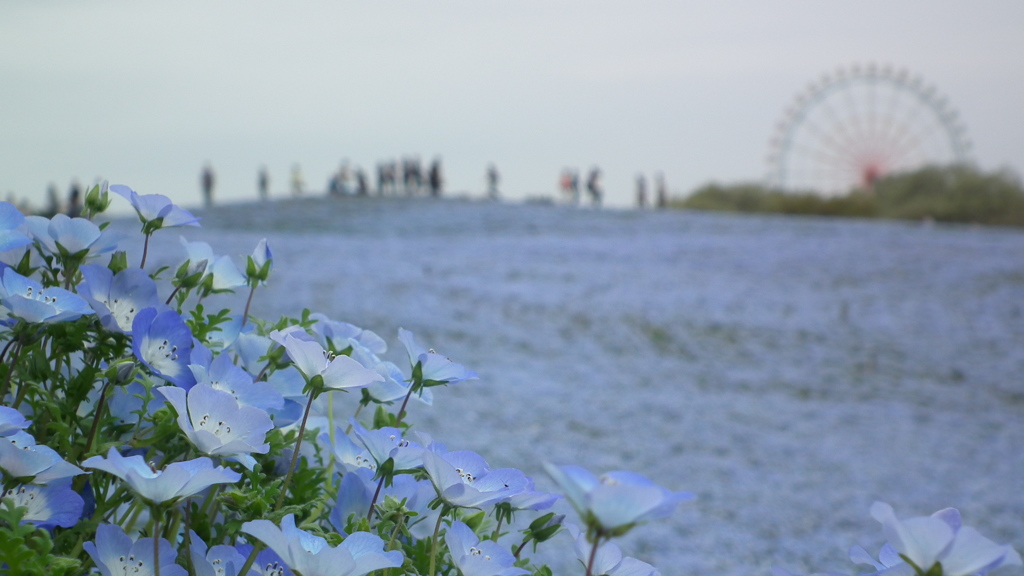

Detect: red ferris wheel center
[766, 63, 972, 195]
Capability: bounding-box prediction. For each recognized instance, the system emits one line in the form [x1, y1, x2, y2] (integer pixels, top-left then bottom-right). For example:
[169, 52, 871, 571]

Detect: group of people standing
[558, 168, 668, 208]
[634, 172, 669, 209]
[199, 161, 668, 209]
[558, 168, 605, 206]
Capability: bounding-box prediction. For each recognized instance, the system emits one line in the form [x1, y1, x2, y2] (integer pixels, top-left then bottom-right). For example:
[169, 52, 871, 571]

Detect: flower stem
[429, 507, 448, 576]
[366, 474, 386, 522]
[141, 233, 152, 269]
[164, 285, 182, 306]
[585, 534, 604, 576]
[0, 338, 24, 401]
[241, 285, 257, 327]
[153, 510, 161, 576]
[274, 389, 316, 511]
[395, 382, 419, 427]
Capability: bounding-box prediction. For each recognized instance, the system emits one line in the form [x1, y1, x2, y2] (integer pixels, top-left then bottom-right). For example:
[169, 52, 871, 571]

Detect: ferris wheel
[766, 63, 972, 195]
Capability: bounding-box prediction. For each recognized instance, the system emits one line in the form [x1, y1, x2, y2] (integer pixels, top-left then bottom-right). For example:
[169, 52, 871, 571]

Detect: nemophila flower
[190, 531, 259, 576]
[349, 419, 424, 472]
[111, 184, 200, 230]
[206, 313, 244, 349]
[84, 523, 187, 576]
[869, 502, 1022, 576]
[311, 313, 386, 355]
[131, 307, 195, 388]
[180, 237, 247, 291]
[24, 213, 119, 260]
[446, 520, 530, 576]
[189, 344, 284, 412]
[317, 428, 375, 473]
[235, 545, 295, 576]
[272, 331, 383, 393]
[348, 340, 432, 405]
[107, 381, 148, 426]
[246, 238, 274, 285]
[0, 202, 32, 252]
[1, 482, 85, 529]
[544, 463, 692, 536]
[329, 467, 435, 536]
[241, 514, 403, 576]
[82, 447, 241, 504]
[422, 449, 529, 509]
[398, 328, 477, 384]
[506, 477, 560, 512]
[0, 267, 93, 324]
[157, 384, 272, 470]
[233, 331, 274, 374]
[0, 405, 29, 436]
[849, 543, 913, 576]
[566, 523, 661, 576]
[0, 430, 85, 484]
[78, 264, 160, 332]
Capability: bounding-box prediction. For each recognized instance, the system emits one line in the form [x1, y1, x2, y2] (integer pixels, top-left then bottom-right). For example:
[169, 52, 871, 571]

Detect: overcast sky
[2, 1, 1022, 209]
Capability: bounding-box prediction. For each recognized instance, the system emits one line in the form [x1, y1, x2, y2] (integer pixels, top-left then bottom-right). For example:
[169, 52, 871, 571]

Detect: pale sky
[2, 1, 1022, 209]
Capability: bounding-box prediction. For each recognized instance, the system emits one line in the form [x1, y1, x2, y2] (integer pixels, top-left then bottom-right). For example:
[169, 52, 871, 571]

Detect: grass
[673, 165, 1024, 227]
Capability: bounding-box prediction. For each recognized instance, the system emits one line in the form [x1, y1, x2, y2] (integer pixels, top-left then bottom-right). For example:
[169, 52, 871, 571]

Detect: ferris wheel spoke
[767, 64, 970, 192]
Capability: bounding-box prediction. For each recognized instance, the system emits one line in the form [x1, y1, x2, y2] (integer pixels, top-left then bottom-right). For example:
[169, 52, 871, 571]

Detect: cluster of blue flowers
[0, 183, 1018, 576]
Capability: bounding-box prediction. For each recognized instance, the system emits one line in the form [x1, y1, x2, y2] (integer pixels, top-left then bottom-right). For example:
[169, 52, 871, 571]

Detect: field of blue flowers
[0, 187, 1021, 576]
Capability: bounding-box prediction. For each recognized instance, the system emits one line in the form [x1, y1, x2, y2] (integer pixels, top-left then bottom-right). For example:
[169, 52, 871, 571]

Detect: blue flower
[0, 431, 85, 484]
[82, 448, 241, 504]
[188, 344, 284, 412]
[246, 238, 274, 285]
[24, 213, 119, 260]
[349, 419, 424, 472]
[317, 428, 375, 473]
[189, 531, 261, 576]
[157, 384, 272, 470]
[78, 264, 160, 332]
[241, 513, 403, 576]
[0, 268, 93, 324]
[422, 449, 529, 509]
[131, 307, 195, 388]
[84, 523, 187, 576]
[180, 237, 247, 291]
[1, 482, 85, 529]
[0, 405, 30, 436]
[566, 523, 661, 576]
[544, 463, 692, 536]
[348, 340, 432, 405]
[272, 331, 383, 393]
[234, 545, 295, 576]
[110, 184, 200, 230]
[0, 202, 32, 252]
[311, 314, 385, 355]
[505, 477, 560, 512]
[445, 520, 530, 576]
[329, 467, 435, 537]
[869, 502, 1022, 576]
[398, 328, 477, 384]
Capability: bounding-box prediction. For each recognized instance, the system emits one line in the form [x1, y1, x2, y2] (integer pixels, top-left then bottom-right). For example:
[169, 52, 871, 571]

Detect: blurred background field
[121, 196, 1024, 575]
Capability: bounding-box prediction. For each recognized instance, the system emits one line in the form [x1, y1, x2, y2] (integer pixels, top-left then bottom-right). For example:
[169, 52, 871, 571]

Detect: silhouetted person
[355, 167, 368, 195]
[258, 165, 269, 200]
[635, 173, 647, 209]
[586, 168, 602, 207]
[45, 183, 61, 217]
[291, 164, 305, 195]
[428, 158, 443, 197]
[201, 163, 215, 207]
[487, 164, 500, 200]
[67, 179, 82, 218]
[655, 172, 668, 209]
[570, 169, 581, 205]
